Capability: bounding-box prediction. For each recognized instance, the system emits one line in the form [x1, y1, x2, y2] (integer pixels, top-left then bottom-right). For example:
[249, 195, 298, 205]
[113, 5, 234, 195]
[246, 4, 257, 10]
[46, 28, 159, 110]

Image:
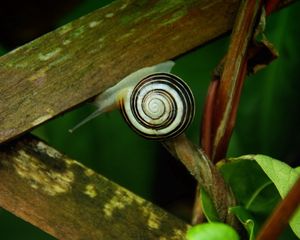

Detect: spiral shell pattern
[120, 73, 195, 140]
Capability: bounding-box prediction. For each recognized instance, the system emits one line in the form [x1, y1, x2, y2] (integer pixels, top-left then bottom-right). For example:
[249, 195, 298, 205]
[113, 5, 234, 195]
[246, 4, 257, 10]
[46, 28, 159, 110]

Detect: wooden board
[0, 0, 240, 143]
[0, 135, 189, 239]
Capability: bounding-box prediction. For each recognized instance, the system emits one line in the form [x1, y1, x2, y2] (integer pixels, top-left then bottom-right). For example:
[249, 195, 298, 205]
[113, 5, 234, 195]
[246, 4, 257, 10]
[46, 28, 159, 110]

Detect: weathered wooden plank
[0, 135, 189, 239]
[0, 0, 241, 143]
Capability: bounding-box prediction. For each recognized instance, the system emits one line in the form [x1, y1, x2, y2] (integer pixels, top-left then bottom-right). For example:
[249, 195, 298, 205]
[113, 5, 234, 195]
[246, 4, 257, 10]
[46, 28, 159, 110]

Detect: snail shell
[69, 61, 195, 140]
[120, 73, 195, 140]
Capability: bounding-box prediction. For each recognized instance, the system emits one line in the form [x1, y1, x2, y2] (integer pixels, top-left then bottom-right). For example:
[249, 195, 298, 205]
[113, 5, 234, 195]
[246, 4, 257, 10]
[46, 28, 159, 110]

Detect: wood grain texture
[0, 0, 240, 143]
[0, 135, 189, 239]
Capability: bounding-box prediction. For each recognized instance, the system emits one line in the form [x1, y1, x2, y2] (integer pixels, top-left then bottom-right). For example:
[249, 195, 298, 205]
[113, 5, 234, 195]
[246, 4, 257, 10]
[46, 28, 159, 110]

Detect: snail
[69, 61, 195, 140]
[69, 62, 225, 220]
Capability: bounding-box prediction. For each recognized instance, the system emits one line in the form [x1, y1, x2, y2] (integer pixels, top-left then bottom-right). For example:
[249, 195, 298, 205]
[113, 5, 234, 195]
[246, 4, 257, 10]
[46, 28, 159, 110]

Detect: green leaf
[200, 188, 220, 222]
[230, 206, 257, 240]
[220, 160, 279, 215]
[220, 160, 279, 239]
[186, 223, 239, 240]
[229, 155, 300, 238]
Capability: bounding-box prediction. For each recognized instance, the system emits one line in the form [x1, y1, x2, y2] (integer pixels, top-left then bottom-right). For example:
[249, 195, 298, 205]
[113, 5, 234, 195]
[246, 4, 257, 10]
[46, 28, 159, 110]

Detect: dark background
[0, 1, 300, 239]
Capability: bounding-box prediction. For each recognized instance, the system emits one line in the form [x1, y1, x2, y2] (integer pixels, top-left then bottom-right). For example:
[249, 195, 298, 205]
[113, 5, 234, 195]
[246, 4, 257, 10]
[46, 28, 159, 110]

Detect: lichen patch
[103, 188, 134, 217]
[65, 158, 86, 169]
[117, 29, 135, 41]
[38, 48, 62, 61]
[59, 23, 73, 35]
[72, 26, 85, 38]
[63, 39, 71, 45]
[103, 198, 125, 217]
[120, 3, 128, 10]
[15, 62, 28, 68]
[28, 66, 48, 82]
[89, 20, 102, 28]
[98, 37, 105, 44]
[49, 55, 71, 67]
[147, 212, 161, 229]
[173, 229, 184, 236]
[84, 168, 94, 177]
[84, 184, 97, 198]
[105, 13, 114, 18]
[14, 150, 74, 196]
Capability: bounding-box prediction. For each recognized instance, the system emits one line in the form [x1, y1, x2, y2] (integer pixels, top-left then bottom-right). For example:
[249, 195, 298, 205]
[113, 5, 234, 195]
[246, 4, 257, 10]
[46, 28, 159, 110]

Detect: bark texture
[0, 135, 189, 239]
[0, 0, 240, 143]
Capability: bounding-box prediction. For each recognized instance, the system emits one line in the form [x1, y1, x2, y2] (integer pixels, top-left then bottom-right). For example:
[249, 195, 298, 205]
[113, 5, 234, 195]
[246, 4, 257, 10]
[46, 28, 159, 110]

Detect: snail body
[70, 61, 195, 140]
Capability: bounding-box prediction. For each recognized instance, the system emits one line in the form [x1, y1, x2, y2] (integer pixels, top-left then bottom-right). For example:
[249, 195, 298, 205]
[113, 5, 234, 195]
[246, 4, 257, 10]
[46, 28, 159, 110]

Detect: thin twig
[192, 78, 219, 225]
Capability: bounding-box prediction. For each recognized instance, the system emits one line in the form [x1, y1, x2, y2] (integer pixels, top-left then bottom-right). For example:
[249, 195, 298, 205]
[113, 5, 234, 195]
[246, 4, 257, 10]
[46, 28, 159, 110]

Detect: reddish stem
[265, 0, 281, 15]
[200, 79, 219, 158]
[212, 58, 248, 161]
[193, 0, 291, 228]
[211, 0, 263, 162]
[193, 0, 263, 226]
[256, 177, 300, 239]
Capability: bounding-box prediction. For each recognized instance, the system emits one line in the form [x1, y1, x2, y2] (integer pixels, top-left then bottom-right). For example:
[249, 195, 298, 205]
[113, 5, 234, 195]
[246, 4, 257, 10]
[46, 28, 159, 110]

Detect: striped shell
[120, 73, 195, 140]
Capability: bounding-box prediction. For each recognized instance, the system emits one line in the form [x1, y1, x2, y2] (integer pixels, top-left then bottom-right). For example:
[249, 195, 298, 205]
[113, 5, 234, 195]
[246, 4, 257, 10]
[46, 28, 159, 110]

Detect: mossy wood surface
[0, 0, 240, 144]
[0, 135, 189, 239]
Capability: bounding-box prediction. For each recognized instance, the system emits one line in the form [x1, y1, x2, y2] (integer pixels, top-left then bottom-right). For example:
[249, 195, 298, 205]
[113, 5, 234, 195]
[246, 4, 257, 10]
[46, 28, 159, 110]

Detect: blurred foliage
[229, 2, 300, 163]
[0, 0, 300, 239]
[186, 222, 239, 240]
